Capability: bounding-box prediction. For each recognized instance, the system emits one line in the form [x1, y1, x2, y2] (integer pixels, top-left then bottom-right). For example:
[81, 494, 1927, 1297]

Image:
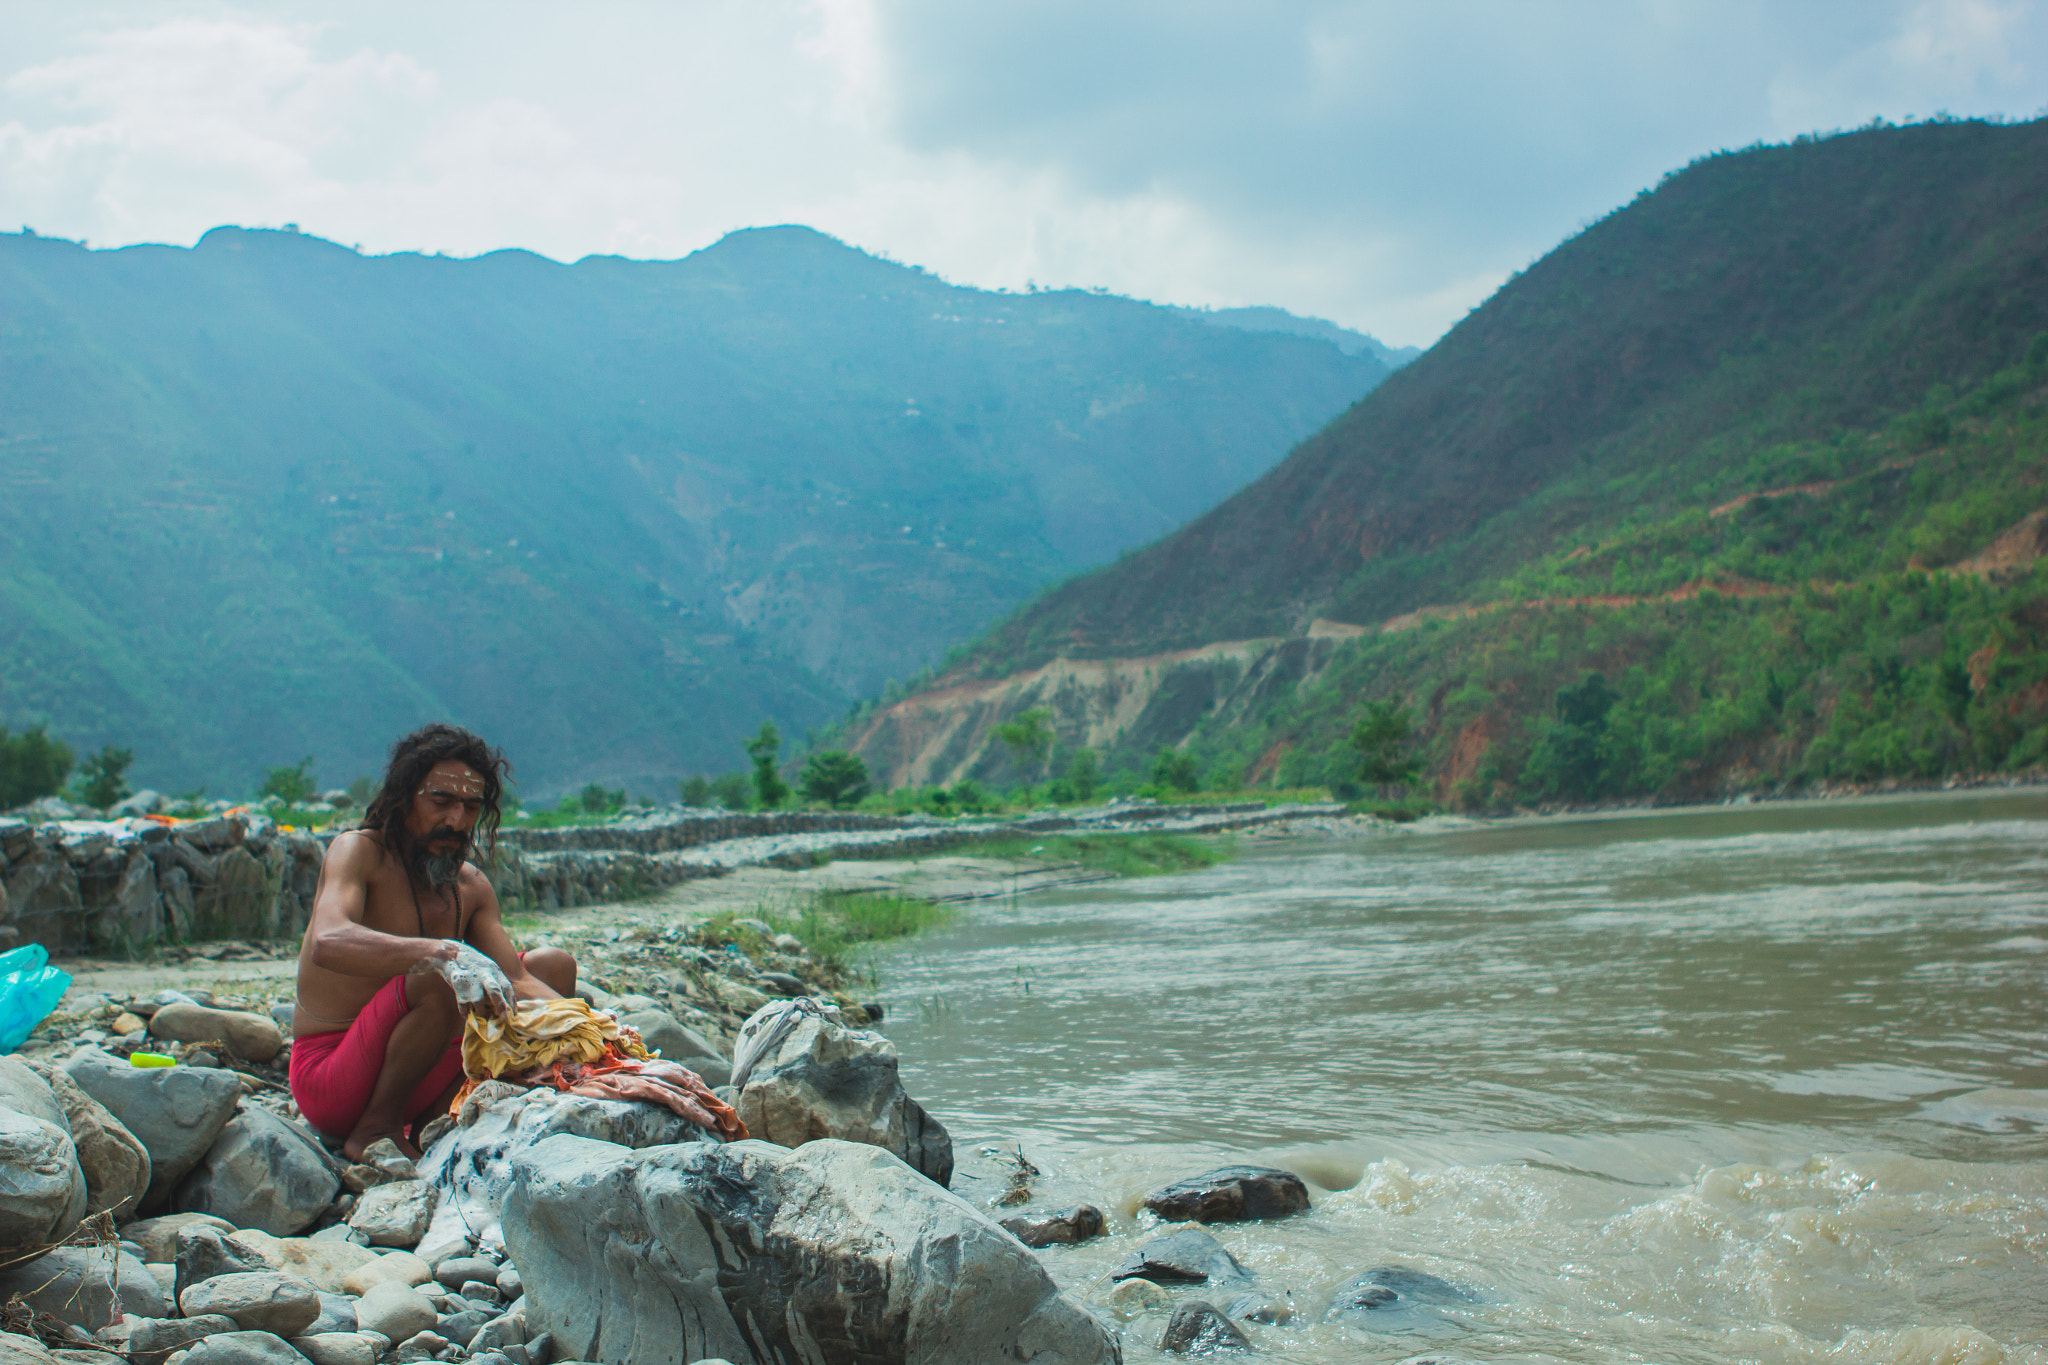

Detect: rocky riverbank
[0, 805, 1448, 1364]
[0, 799, 1343, 957]
[0, 963, 1393, 1365]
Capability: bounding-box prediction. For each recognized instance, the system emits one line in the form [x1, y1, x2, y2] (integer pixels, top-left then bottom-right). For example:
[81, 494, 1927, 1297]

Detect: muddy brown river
[877, 791, 2047, 1365]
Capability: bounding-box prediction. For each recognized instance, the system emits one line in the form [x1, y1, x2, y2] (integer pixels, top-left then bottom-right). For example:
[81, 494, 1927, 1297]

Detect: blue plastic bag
[0, 943, 71, 1054]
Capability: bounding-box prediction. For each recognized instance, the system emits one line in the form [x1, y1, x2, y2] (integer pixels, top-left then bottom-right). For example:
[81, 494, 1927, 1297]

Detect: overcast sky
[2, 2, 2043, 346]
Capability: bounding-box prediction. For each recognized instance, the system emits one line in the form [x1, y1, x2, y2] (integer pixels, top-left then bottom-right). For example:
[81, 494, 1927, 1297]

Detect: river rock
[677, 1054, 732, 1087]
[1113, 1228, 1252, 1285]
[0, 1063, 87, 1255]
[1226, 1291, 1295, 1325]
[126, 1316, 238, 1365]
[64, 1046, 243, 1206]
[339, 1249, 432, 1294]
[1141, 1165, 1310, 1224]
[224, 1230, 377, 1295]
[0, 1248, 167, 1329]
[355, 1280, 438, 1341]
[467, 1312, 526, 1354]
[109, 790, 166, 818]
[121, 1211, 232, 1268]
[21, 1059, 152, 1220]
[0, 1330, 57, 1365]
[348, 1179, 437, 1246]
[148, 1003, 286, 1064]
[1160, 1300, 1253, 1355]
[182, 1333, 312, 1365]
[616, 1008, 721, 1062]
[732, 998, 953, 1186]
[175, 1108, 340, 1235]
[180, 1271, 323, 1336]
[1104, 1277, 1173, 1317]
[502, 1134, 1118, 1365]
[175, 1223, 279, 1298]
[433, 1255, 499, 1289]
[123, 1212, 235, 1263]
[288, 1335, 382, 1365]
[1325, 1266, 1474, 1330]
[1001, 1204, 1106, 1247]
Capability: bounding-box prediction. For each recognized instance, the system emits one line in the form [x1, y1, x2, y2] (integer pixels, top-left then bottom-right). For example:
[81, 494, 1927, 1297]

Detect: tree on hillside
[75, 746, 134, 809]
[680, 775, 712, 806]
[799, 751, 870, 809]
[991, 708, 1055, 780]
[1351, 701, 1421, 798]
[1522, 672, 1618, 801]
[0, 725, 73, 809]
[1151, 748, 1200, 793]
[747, 723, 790, 809]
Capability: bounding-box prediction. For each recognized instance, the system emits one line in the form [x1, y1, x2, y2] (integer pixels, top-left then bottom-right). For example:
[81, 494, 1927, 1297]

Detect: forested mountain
[0, 224, 1392, 797]
[850, 118, 2048, 806]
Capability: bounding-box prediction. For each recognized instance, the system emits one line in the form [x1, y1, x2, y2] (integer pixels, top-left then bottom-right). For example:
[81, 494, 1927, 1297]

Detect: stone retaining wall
[0, 801, 1343, 950]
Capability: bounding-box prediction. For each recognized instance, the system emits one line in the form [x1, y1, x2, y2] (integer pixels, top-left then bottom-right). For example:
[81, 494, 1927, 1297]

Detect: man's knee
[406, 969, 462, 1022]
[525, 946, 578, 996]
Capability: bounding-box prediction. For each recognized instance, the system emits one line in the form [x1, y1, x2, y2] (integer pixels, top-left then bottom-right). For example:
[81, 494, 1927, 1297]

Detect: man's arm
[306, 832, 457, 978]
[461, 877, 559, 1003]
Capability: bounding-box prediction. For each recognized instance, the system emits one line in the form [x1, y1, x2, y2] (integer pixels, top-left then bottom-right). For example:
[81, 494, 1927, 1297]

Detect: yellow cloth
[461, 997, 650, 1080]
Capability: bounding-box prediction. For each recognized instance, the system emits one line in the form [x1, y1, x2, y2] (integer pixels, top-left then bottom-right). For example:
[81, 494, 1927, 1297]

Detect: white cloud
[1769, 0, 2043, 134]
[0, 2, 2042, 345]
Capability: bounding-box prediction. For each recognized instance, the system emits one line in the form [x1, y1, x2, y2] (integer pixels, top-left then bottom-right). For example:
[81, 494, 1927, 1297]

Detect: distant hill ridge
[0, 222, 1389, 796]
[850, 118, 2048, 803]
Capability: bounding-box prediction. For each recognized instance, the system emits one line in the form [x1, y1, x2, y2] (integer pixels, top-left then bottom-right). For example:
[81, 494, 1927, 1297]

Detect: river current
[876, 791, 2047, 1365]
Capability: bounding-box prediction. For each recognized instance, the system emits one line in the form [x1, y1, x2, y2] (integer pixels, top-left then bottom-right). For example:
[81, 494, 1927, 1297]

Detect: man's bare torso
[294, 830, 483, 1035]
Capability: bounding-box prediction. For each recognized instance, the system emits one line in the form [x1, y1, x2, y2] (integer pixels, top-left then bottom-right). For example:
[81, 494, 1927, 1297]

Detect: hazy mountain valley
[0, 224, 1389, 796]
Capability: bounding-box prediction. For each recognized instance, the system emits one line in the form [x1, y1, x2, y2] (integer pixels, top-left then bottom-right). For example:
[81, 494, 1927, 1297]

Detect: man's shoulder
[324, 828, 389, 869]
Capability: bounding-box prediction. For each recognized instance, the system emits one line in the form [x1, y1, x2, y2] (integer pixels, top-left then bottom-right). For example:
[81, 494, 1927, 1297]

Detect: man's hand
[414, 940, 515, 1016]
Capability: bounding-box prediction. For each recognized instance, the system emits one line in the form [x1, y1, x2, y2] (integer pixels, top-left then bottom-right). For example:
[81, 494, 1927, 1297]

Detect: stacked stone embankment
[1, 800, 1343, 951]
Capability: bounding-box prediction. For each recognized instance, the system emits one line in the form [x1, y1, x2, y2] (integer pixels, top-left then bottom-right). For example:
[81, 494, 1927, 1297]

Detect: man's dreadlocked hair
[360, 723, 512, 860]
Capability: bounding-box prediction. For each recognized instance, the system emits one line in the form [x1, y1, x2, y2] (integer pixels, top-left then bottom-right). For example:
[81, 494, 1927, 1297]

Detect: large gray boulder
[0, 1247, 168, 1329]
[617, 1008, 722, 1063]
[64, 1046, 244, 1207]
[414, 1084, 722, 1250]
[175, 1107, 341, 1235]
[502, 1134, 1121, 1365]
[21, 1056, 151, 1219]
[0, 1058, 87, 1255]
[732, 998, 954, 1186]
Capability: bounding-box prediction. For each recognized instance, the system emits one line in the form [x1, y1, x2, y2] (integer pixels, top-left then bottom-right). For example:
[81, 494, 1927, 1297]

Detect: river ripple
[876, 791, 2048, 1365]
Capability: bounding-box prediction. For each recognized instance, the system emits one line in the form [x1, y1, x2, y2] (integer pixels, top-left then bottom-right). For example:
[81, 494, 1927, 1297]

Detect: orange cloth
[453, 997, 745, 1141]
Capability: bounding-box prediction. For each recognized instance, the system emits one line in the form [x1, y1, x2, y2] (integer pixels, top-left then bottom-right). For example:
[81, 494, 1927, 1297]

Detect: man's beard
[402, 828, 471, 892]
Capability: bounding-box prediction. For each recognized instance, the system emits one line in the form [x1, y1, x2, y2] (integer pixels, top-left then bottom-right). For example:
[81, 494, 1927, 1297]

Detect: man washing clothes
[289, 723, 577, 1160]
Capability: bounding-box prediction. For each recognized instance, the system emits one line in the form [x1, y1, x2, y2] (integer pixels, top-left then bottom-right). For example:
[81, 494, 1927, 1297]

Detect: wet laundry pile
[457, 997, 746, 1140]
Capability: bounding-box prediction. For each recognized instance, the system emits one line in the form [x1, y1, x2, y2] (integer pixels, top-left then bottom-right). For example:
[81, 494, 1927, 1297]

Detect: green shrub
[75, 746, 134, 809]
[798, 751, 870, 809]
[0, 724, 73, 809]
[1151, 748, 1200, 793]
[260, 756, 317, 805]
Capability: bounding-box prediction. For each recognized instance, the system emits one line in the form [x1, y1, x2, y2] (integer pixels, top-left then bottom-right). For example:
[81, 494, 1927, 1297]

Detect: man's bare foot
[344, 1122, 422, 1164]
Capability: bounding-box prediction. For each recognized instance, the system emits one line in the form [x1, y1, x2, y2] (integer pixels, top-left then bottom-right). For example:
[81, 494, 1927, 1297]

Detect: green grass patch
[1345, 795, 1440, 822]
[941, 831, 1228, 877]
[696, 892, 956, 981]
